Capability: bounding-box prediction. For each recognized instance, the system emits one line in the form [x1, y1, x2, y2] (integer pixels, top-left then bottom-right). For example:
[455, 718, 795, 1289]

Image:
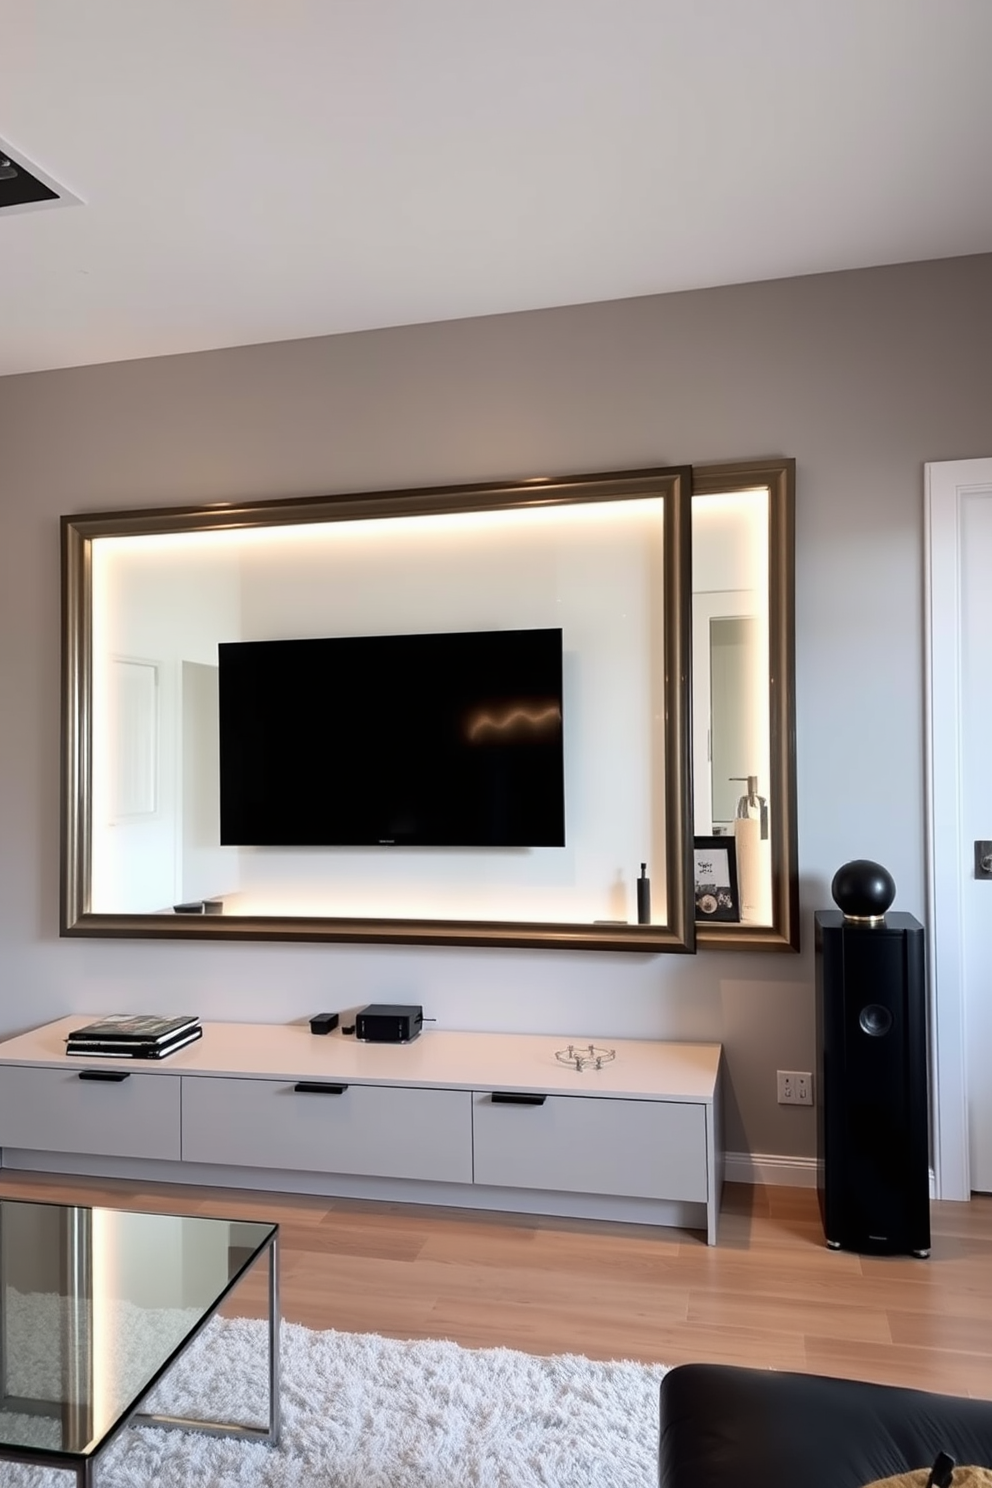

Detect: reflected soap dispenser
[731, 776, 769, 924]
[731, 775, 768, 839]
[637, 863, 651, 925]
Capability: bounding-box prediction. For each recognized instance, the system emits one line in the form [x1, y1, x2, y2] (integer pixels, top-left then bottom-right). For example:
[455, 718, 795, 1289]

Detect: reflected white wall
[91, 539, 242, 912]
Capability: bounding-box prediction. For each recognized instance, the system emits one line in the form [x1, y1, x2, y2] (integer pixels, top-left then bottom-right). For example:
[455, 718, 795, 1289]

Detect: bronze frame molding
[691, 458, 799, 952]
[61, 467, 696, 953]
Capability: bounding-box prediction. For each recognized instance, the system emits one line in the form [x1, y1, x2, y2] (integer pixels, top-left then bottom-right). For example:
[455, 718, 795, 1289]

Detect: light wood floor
[2, 1169, 991, 1399]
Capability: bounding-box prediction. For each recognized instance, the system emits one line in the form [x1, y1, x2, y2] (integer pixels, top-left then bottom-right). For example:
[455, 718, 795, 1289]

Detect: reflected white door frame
[690, 588, 761, 832]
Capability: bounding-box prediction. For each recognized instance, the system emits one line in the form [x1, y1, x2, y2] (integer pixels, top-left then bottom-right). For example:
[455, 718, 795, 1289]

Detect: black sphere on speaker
[831, 859, 896, 919]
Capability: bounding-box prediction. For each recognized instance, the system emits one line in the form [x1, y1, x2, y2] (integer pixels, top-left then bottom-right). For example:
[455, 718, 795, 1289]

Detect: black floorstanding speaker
[815, 909, 930, 1257]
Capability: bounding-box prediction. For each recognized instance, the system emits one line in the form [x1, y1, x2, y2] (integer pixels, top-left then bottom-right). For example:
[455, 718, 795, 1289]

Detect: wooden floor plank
[1, 1169, 991, 1396]
[803, 1336, 992, 1400]
[687, 1289, 893, 1345]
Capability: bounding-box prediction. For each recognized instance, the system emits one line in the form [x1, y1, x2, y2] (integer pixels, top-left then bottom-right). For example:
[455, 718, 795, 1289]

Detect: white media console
[0, 1019, 724, 1244]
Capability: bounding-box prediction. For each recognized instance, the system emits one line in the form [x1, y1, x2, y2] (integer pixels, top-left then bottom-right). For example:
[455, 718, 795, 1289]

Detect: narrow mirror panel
[691, 461, 798, 952]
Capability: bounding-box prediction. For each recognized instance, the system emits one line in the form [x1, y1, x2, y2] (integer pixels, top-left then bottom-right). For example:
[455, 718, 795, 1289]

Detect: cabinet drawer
[0, 1065, 181, 1160]
[472, 1092, 708, 1202]
[181, 1076, 473, 1182]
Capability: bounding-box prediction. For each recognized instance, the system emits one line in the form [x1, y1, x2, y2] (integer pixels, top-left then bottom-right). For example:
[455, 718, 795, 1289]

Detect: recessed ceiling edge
[0, 133, 83, 216]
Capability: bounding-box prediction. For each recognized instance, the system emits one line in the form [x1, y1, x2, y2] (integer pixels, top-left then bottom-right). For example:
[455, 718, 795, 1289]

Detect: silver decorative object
[554, 1043, 617, 1072]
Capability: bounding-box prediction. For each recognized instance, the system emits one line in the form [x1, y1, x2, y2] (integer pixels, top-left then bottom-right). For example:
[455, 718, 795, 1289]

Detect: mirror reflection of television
[218, 627, 565, 848]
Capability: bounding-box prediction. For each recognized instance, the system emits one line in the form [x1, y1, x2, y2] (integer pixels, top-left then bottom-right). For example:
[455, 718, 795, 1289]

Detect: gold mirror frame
[61, 467, 695, 953]
[691, 458, 799, 952]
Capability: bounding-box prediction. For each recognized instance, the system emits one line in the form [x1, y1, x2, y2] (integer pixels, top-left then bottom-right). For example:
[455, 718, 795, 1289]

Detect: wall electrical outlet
[777, 1070, 813, 1106]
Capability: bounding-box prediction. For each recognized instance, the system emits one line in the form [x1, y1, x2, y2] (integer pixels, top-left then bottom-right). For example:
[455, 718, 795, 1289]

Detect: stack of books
[65, 1014, 202, 1060]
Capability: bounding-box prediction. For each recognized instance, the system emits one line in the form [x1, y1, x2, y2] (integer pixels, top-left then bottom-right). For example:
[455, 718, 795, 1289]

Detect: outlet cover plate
[777, 1070, 813, 1106]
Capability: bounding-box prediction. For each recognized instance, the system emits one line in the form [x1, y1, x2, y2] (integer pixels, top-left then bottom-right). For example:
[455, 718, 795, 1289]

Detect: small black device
[927, 1453, 956, 1488]
[308, 1012, 339, 1035]
[355, 1003, 423, 1044]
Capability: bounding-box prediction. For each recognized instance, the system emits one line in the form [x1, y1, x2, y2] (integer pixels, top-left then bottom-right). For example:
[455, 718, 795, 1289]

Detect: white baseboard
[725, 1153, 940, 1200]
[724, 1153, 939, 1199]
[725, 1151, 818, 1187]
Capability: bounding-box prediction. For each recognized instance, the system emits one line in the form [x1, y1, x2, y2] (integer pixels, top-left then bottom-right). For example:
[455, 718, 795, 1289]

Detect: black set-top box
[355, 1004, 423, 1044]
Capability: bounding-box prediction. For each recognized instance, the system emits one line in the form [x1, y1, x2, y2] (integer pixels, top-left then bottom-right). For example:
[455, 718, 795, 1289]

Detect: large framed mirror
[62, 468, 695, 952]
[691, 459, 799, 951]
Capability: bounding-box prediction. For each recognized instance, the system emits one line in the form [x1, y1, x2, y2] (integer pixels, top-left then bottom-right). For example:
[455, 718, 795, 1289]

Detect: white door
[926, 458, 992, 1198]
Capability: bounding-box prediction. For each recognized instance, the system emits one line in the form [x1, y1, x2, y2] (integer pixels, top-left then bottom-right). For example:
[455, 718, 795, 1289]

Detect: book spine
[67, 1022, 200, 1047]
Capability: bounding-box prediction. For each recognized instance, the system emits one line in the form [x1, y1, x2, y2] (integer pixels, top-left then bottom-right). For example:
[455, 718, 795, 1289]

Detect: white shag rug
[2, 1311, 667, 1488]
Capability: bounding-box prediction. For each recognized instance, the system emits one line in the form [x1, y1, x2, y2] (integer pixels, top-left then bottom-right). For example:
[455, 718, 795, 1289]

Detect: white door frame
[924, 457, 992, 1200]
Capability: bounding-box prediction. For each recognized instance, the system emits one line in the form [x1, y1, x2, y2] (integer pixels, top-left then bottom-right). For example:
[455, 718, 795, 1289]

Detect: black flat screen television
[217, 627, 565, 847]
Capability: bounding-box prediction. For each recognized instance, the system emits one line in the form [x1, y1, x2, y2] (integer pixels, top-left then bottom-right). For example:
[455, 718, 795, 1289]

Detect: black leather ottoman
[659, 1364, 992, 1488]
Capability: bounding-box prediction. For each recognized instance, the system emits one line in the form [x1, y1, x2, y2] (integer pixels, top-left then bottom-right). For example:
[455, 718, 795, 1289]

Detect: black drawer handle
[491, 1091, 547, 1106]
[293, 1082, 348, 1095]
[78, 1069, 131, 1083]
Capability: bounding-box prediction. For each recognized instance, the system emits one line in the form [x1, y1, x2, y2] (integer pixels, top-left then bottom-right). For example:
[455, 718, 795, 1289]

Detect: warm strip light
[692, 487, 768, 518]
[93, 495, 665, 558]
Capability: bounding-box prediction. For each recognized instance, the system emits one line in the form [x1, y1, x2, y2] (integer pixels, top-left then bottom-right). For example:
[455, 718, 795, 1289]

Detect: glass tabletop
[0, 1198, 276, 1461]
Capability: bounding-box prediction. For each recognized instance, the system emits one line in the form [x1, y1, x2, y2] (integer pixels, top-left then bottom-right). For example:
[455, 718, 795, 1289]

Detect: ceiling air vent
[0, 136, 81, 216]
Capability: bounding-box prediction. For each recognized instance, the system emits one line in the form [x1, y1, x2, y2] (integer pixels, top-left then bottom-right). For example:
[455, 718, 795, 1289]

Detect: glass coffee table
[0, 1198, 279, 1485]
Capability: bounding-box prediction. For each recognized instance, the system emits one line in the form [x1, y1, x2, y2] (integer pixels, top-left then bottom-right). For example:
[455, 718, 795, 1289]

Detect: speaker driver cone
[859, 1003, 893, 1037]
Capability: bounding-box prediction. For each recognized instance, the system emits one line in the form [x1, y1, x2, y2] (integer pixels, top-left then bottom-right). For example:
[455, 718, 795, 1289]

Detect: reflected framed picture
[693, 835, 740, 923]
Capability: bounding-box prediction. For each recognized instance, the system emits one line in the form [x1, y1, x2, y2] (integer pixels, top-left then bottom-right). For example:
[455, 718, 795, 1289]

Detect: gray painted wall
[2, 252, 991, 1163]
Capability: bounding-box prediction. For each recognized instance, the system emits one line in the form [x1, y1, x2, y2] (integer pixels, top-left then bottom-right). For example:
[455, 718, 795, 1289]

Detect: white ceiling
[2, 0, 991, 378]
